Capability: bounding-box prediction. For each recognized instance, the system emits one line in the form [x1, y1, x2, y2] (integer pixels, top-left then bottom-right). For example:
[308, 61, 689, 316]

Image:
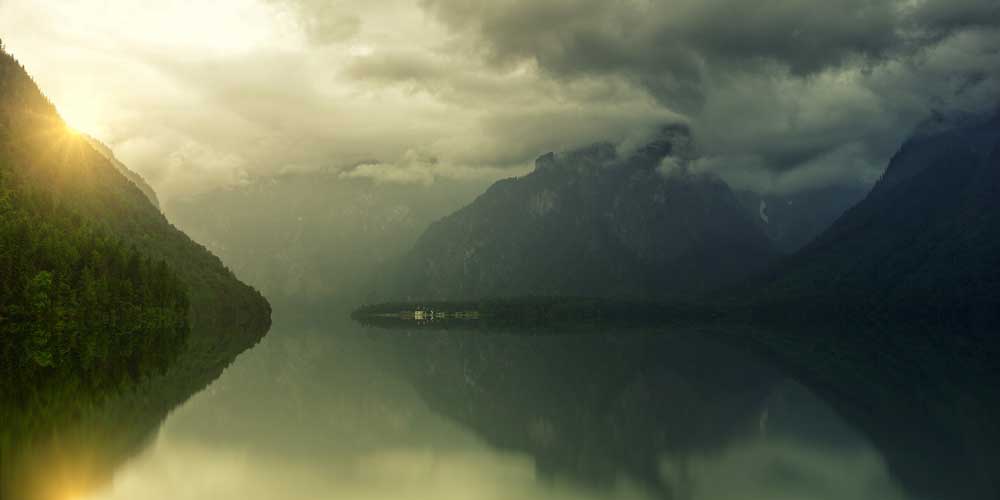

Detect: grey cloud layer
[409, 0, 1000, 191]
[421, 0, 900, 88]
[420, 0, 997, 89]
[2, 0, 997, 199]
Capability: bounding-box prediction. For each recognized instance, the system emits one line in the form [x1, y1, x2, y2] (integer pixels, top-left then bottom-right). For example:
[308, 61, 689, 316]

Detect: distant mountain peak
[628, 123, 692, 167]
[532, 142, 618, 175]
[389, 126, 777, 300]
[875, 108, 1000, 194]
[532, 123, 693, 178]
[912, 108, 1000, 139]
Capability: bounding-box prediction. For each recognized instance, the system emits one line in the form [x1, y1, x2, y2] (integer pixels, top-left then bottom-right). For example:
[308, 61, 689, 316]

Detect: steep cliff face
[391, 127, 778, 300]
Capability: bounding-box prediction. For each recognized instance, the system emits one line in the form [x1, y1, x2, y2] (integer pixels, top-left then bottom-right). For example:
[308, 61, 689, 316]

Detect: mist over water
[79, 314, 910, 500]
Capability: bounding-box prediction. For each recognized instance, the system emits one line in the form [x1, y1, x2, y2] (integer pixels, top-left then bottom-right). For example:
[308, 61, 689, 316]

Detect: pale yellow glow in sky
[59, 101, 99, 136]
[0, 0, 670, 204]
[1, 0, 294, 136]
[7, 0, 958, 207]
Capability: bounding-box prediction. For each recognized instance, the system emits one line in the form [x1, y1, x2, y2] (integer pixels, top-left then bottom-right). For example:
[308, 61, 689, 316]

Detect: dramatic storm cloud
[419, 0, 1000, 191]
[0, 0, 997, 200]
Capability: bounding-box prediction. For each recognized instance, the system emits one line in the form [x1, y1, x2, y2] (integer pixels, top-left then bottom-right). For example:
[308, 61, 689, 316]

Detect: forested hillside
[0, 165, 188, 399]
[0, 42, 269, 432]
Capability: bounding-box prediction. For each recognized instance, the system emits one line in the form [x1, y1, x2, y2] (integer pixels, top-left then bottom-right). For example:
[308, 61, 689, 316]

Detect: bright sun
[59, 104, 100, 137]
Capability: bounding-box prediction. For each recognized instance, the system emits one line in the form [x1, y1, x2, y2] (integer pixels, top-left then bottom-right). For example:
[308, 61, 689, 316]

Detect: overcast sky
[1, 0, 997, 201]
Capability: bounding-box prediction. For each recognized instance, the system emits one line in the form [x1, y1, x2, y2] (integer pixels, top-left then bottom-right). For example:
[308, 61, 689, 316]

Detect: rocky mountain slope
[751, 111, 1000, 323]
[390, 127, 779, 300]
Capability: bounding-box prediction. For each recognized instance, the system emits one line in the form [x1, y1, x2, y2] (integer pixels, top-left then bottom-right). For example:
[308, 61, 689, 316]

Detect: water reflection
[77, 319, 913, 500]
[0, 320, 267, 500]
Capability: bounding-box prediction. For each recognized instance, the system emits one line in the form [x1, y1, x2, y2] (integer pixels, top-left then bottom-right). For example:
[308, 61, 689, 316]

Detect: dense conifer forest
[0, 162, 189, 399]
[0, 42, 270, 480]
[0, 42, 188, 405]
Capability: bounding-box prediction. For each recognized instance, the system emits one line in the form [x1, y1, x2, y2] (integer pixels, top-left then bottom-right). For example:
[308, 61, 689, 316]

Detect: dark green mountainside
[0, 44, 270, 498]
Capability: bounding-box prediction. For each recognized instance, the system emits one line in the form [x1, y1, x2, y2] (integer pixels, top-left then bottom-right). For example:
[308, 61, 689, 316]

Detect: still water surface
[78, 316, 919, 500]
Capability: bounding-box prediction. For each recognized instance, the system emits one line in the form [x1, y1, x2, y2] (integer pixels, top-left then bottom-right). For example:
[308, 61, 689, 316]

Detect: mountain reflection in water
[60, 314, 982, 500]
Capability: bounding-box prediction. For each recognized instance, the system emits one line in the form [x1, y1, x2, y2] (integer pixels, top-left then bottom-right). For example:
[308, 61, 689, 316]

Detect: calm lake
[40, 310, 991, 500]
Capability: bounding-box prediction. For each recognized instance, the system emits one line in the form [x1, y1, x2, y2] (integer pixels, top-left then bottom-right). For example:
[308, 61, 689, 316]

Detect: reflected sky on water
[81, 318, 912, 500]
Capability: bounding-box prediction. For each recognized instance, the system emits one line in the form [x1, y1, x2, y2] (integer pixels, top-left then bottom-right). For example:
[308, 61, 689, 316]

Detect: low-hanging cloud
[418, 0, 998, 98]
[416, 0, 1000, 192]
[1, 0, 997, 201]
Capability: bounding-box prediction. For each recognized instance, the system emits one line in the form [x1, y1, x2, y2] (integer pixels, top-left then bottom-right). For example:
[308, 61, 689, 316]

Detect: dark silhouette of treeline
[351, 297, 724, 333]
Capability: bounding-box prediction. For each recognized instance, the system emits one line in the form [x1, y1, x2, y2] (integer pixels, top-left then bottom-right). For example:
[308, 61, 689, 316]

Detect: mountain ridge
[83, 134, 160, 210]
[388, 126, 779, 301]
[745, 109, 1000, 324]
